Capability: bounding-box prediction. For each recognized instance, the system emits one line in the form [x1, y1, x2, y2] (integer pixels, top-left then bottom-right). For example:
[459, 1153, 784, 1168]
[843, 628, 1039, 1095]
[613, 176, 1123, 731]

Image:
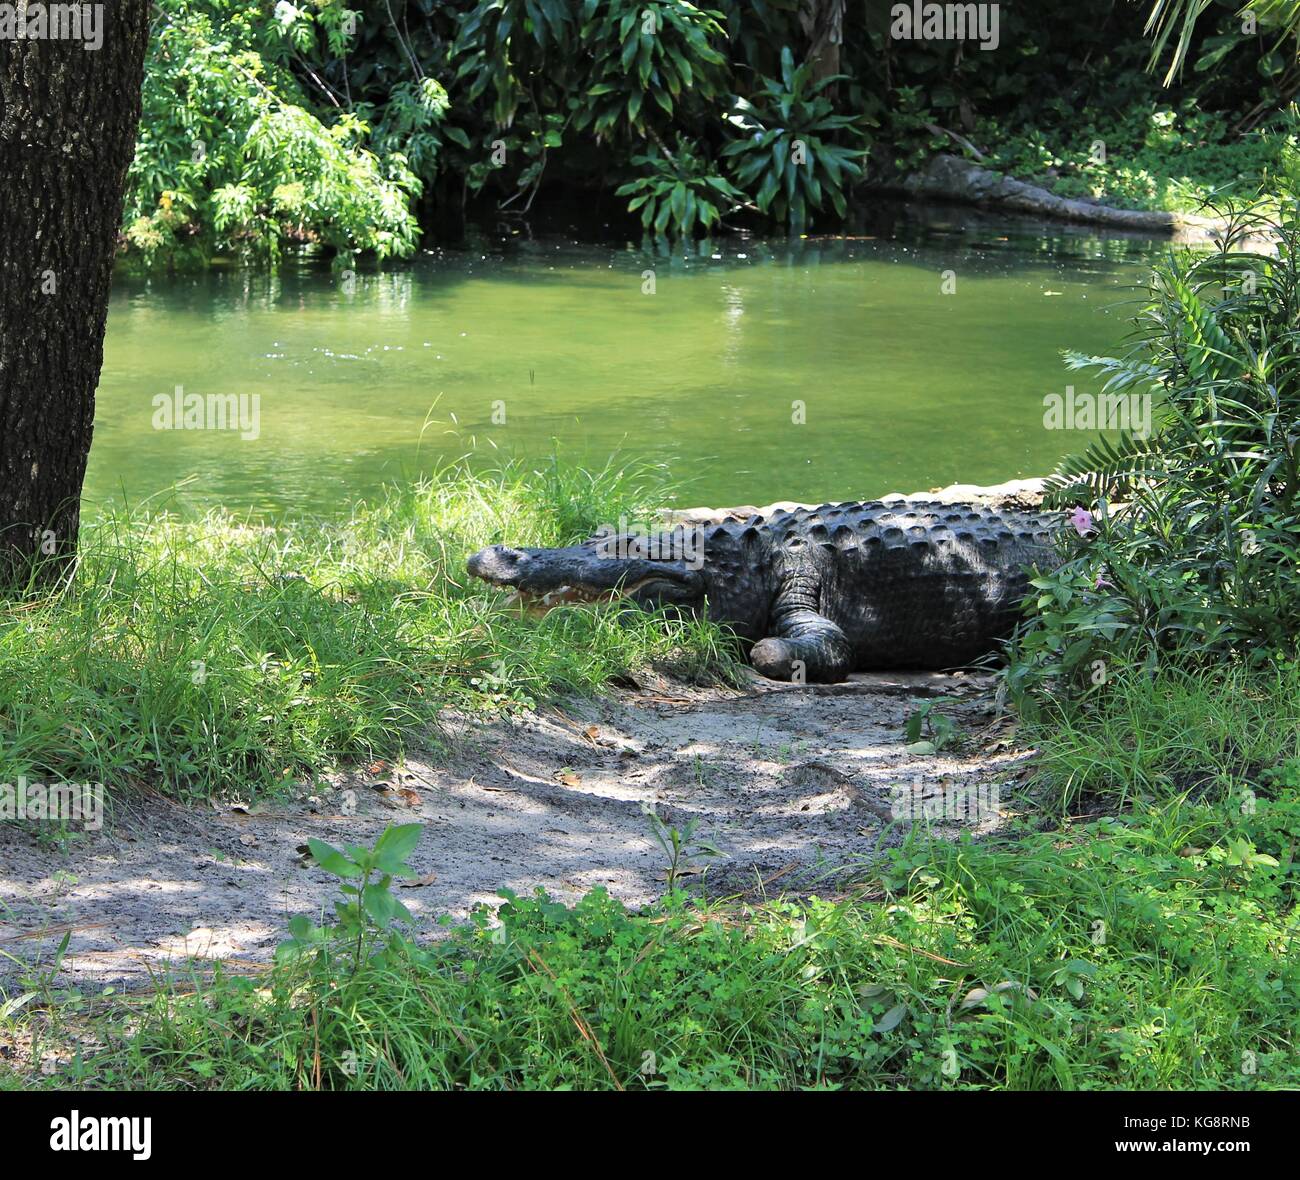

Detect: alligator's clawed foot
[750, 631, 852, 684]
[751, 637, 798, 681]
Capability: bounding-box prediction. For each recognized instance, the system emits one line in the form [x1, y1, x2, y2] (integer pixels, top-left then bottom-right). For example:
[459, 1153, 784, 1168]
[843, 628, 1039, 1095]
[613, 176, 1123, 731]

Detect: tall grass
[1025, 662, 1300, 811]
[0, 459, 739, 801]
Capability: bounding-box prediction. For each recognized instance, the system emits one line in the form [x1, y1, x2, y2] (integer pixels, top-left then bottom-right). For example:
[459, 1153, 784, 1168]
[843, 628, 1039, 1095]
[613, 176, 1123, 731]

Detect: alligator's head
[467, 534, 707, 614]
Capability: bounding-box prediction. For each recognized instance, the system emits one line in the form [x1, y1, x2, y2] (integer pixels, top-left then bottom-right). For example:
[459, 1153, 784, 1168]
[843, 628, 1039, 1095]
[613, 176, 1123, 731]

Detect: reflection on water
[89, 213, 1168, 517]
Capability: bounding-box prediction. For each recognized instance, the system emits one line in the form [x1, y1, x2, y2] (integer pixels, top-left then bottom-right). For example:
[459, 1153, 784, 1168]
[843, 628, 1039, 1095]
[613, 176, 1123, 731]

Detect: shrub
[1009, 199, 1300, 703]
[720, 47, 867, 227]
[125, 1, 422, 266]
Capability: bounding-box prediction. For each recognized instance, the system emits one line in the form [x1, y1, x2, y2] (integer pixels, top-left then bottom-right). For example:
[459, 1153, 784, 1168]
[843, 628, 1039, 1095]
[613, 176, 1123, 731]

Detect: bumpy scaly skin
[467, 499, 1063, 683]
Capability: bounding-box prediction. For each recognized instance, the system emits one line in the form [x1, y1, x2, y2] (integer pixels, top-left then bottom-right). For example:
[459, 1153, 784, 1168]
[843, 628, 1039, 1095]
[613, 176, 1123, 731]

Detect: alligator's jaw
[502, 576, 673, 614]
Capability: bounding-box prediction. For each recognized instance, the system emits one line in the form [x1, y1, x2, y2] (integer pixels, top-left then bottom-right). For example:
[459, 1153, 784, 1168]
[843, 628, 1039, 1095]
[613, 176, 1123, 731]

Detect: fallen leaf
[873, 1003, 907, 1033]
[400, 872, 438, 888]
[556, 770, 581, 787]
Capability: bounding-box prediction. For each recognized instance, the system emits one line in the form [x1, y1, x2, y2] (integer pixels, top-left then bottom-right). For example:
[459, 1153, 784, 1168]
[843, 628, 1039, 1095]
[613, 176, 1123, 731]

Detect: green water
[89, 218, 1164, 516]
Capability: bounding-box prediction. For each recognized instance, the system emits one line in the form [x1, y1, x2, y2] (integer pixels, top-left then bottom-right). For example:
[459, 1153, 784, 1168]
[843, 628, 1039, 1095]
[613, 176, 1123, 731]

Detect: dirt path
[0, 671, 1029, 992]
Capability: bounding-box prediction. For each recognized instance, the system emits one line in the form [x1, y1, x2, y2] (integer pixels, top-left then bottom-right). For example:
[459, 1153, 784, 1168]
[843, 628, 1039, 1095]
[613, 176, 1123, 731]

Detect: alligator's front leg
[750, 606, 853, 683]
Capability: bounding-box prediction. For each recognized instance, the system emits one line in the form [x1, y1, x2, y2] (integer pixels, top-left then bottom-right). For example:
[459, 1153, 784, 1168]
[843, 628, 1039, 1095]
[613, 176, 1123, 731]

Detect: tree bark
[800, 0, 845, 84]
[0, 1, 151, 584]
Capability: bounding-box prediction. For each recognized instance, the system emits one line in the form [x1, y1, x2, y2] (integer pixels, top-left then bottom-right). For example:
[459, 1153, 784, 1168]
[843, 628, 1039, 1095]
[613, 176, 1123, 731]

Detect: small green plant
[278, 823, 424, 968]
[617, 138, 746, 237]
[1045, 959, 1097, 1002]
[1204, 836, 1281, 883]
[904, 698, 960, 752]
[643, 807, 724, 889]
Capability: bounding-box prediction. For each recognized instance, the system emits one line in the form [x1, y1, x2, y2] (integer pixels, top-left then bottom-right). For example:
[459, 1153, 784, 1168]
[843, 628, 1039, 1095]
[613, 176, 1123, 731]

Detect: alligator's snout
[468, 537, 706, 614]
[467, 544, 530, 586]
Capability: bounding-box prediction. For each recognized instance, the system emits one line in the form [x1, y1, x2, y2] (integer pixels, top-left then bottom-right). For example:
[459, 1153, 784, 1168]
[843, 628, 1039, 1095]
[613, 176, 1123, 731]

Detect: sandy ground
[0, 669, 1030, 992]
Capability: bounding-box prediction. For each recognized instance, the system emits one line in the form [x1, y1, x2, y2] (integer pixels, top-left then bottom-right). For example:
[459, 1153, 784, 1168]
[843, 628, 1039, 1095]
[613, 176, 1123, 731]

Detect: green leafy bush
[123, 1, 1300, 254]
[576, 0, 730, 139]
[721, 47, 867, 226]
[616, 138, 745, 236]
[124, 0, 422, 266]
[981, 106, 1295, 214]
[1009, 200, 1300, 702]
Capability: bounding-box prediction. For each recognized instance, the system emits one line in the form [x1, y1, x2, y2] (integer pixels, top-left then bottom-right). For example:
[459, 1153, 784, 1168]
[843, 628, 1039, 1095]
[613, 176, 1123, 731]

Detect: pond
[89, 212, 1167, 517]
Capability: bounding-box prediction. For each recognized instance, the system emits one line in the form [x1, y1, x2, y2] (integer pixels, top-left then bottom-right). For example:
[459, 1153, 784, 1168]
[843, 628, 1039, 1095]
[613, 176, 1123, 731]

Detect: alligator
[467, 500, 1064, 682]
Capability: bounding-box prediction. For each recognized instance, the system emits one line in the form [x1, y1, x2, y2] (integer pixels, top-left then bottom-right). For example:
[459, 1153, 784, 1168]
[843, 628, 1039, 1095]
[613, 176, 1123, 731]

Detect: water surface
[89, 217, 1166, 516]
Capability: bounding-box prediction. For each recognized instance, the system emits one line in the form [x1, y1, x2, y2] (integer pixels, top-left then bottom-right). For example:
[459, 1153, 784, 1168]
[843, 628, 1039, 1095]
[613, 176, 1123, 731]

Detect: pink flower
[1069, 507, 1095, 537]
[1095, 572, 1113, 589]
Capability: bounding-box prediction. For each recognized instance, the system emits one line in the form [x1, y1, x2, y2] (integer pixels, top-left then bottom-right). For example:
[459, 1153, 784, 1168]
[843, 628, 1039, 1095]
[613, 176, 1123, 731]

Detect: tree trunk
[0, 1, 151, 585]
[800, 0, 845, 84]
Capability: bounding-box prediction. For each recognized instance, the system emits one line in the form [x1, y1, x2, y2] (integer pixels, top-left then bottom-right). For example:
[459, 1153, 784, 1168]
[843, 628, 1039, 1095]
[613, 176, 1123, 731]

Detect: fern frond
[1043, 432, 1167, 507]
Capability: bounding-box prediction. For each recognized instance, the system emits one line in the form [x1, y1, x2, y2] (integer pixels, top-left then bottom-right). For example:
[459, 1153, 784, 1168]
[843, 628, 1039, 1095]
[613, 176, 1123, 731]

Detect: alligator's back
[763, 499, 1061, 669]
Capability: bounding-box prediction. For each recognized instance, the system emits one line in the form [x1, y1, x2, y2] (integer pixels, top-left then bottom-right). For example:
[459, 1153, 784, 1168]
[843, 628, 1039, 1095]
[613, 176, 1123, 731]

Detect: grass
[4, 664, 1297, 1090]
[0, 458, 740, 803]
[1025, 662, 1300, 812]
[1, 460, 1296, 1090]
